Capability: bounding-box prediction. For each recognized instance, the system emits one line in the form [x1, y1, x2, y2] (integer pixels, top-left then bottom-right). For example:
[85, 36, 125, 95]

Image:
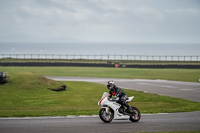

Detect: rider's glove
[113, 96, 117, 99]
[113, 96, 119, 101]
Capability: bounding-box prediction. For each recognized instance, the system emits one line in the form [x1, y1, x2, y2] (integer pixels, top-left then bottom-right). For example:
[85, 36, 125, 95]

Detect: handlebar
[109, 97, 119, 101]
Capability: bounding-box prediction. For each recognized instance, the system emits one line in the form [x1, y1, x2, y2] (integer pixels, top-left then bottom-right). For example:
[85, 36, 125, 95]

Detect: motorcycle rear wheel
[99, 108, 113, 123]
[129, 106, 141, 122]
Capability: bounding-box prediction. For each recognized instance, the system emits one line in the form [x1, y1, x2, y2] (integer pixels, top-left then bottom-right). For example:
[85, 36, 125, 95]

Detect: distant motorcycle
[98, 92, 141, 123]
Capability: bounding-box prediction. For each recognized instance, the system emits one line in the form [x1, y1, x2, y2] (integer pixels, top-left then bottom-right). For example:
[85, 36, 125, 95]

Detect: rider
[107, 80, 131, 113]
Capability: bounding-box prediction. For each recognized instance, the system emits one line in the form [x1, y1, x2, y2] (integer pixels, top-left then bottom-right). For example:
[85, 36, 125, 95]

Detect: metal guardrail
[0, 54, 200, 61]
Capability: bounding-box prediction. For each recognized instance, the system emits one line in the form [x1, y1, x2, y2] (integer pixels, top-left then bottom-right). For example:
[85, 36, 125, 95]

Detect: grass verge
[1, 67, 200, 82]
[0, 72, 199, 117]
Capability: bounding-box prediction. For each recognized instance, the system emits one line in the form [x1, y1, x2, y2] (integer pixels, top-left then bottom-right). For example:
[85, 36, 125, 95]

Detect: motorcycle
[98, 92, 141, 123]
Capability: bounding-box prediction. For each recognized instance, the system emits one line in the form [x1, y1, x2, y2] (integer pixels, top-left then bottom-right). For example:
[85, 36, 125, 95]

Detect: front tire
[129, 106, 141, 122]
[99, 108, 113, 123]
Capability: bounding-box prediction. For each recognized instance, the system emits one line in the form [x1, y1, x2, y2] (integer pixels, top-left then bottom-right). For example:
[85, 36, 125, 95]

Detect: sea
[0, 43, 199, 56]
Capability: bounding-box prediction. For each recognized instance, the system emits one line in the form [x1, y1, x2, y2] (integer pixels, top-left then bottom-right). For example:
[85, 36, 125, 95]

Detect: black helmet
[107, 80, 115, 90]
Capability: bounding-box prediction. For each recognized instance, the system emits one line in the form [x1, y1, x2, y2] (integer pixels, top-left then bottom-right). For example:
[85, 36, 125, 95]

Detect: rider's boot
[124, 103, 132, 113]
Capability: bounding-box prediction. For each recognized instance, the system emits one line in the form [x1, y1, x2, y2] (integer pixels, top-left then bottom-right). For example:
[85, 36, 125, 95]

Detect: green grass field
[1, 66, 200, 82]
[0, 67, 200, 117]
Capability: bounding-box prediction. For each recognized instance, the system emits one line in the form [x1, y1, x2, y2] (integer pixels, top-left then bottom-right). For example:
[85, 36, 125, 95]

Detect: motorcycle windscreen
[101, 92, 109, 99]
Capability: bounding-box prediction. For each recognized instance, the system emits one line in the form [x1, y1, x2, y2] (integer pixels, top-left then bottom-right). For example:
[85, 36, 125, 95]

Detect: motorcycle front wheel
[99, 108, 113, 123]
[129, 106, 141, 122]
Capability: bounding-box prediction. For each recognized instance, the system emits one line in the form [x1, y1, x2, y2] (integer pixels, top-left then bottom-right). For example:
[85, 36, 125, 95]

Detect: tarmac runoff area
[46, 76, 200, 102]
[0, 112, 200, 133]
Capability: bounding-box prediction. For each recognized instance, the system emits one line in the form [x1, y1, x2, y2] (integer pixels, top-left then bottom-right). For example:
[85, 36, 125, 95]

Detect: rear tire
[129, 106, 141, 122]
[99, 108, 113, 123]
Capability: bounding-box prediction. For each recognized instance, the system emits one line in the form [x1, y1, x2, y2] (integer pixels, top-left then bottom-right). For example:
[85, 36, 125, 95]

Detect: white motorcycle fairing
[98, 92, 134, 120]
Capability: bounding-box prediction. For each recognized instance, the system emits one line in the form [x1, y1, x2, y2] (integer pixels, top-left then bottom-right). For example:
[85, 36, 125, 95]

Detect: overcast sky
[0, 0, 200, 44]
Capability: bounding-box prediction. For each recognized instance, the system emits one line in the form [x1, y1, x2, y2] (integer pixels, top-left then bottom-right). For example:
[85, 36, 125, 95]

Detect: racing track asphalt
[45, 76, 200, 102]
[0, 112, 200, 133]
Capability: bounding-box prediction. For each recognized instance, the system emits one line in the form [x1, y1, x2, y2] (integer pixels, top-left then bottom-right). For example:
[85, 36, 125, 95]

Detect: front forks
[101, 106, 110, 114]
[106, 107, 109, 114]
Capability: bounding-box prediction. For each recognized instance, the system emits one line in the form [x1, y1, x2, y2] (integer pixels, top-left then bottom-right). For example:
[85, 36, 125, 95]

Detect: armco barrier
[124, 64, 200, 69]
[0, 62, 200, 69]
[0, 62, 114, 67]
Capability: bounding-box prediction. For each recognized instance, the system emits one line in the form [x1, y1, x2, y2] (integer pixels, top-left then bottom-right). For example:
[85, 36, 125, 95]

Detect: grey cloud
[0, 0, 200, 43]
